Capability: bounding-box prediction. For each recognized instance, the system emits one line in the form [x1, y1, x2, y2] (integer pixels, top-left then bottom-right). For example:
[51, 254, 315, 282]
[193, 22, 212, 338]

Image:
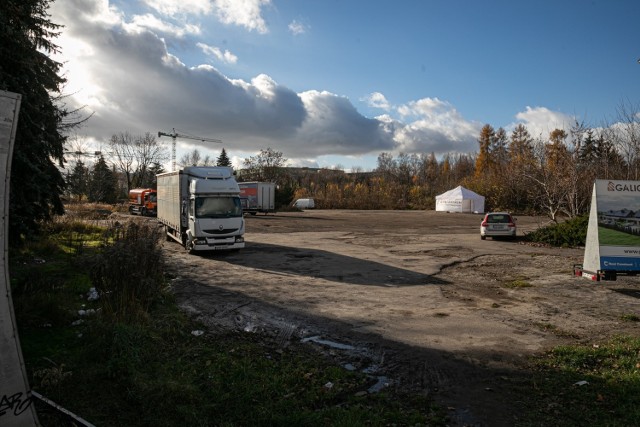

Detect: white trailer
[238, 181, 276, 215]
[157, 167, 245, 252]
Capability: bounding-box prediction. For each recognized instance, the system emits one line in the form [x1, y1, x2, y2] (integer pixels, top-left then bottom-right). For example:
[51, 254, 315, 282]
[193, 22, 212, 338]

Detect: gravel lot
[160, 210, 640, 426]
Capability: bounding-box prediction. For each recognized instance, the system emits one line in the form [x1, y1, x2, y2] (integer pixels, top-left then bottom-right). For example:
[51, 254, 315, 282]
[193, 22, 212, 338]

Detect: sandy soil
[159, 210, 640, 426]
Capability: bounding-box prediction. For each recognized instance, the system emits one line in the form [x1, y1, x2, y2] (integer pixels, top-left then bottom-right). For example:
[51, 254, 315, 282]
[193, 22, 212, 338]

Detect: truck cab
[157, 167, 245, 252]
[128, 188, 157, 216]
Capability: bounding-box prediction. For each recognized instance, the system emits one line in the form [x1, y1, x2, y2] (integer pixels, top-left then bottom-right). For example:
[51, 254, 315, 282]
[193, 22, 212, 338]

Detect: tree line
[64, 132, 232, 203]
[240, 105, 639, 220]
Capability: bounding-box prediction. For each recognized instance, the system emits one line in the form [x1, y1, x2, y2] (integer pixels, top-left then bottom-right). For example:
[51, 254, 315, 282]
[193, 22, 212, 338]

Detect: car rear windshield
[487, 214, 511, 223]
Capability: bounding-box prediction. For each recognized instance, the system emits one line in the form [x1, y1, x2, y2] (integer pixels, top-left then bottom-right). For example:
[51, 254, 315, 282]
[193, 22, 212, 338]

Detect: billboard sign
[583, 180, 640, 272]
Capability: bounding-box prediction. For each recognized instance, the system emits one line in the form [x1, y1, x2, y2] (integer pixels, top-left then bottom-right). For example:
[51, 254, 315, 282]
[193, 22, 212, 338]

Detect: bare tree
[179, 149, 214, 167]
[108, 132, 169, 190]
[242, 147, 287, 182]
[612, 99, 640, 179]
[108, 132, 136, 191]
[525, 135, 573, 222]
[133, 132, 169, 187]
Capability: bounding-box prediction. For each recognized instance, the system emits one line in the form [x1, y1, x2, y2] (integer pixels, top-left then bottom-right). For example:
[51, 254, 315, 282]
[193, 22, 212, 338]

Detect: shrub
[524, 215, 589, 247]
[90, 222, 165, 324]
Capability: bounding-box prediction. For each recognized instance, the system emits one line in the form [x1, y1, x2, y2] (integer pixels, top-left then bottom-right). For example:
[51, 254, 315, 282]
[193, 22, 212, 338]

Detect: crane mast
[158, 128, 223, 171]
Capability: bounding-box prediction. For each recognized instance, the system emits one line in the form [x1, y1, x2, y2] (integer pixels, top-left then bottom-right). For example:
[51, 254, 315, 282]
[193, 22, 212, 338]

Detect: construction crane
[158, 128, 223, 171]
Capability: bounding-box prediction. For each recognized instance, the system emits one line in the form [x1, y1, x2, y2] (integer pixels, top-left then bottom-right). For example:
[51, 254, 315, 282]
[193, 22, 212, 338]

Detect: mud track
[159, 210, 640, 426]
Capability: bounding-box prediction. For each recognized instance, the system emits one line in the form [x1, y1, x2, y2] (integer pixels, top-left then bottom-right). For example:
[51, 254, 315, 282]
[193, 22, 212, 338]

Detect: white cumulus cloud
[512, 106, 575, 139]
[214, 0, 271, 34]
[197, 42, 238, 64]
[143, 0, 213, 16]
[364, 92, 391, 111]
[288, 20, 308, 35]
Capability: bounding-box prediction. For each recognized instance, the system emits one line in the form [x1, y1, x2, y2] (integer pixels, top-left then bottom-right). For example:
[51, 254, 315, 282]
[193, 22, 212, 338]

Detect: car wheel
[480, 235, 486, 240]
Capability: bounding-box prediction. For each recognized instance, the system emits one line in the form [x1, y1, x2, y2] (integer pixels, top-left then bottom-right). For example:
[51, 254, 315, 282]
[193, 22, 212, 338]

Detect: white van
[293, 198, 315, 209]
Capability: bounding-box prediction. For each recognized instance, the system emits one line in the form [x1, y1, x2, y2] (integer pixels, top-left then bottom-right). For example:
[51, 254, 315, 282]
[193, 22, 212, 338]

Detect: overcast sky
[49, 0, 640, 171]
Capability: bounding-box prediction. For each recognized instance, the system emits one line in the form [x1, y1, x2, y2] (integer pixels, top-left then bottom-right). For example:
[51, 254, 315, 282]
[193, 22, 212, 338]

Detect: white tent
[435, 185, 485, 213]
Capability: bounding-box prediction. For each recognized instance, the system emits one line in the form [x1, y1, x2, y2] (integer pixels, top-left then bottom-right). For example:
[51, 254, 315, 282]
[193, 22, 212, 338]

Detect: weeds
[521, 336, 640, 426]
[620, 313, 640, 322]
[32, 358, 72, 390]
[504, 278, 532, 288]
[90, 222, 165, 324]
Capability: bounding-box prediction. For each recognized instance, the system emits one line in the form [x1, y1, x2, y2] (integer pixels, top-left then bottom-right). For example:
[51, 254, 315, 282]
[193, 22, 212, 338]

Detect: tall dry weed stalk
[90, 222, 165, 323]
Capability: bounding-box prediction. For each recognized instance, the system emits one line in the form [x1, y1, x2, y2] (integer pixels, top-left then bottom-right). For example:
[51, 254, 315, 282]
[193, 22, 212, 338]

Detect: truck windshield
[194, 197, 242, 218]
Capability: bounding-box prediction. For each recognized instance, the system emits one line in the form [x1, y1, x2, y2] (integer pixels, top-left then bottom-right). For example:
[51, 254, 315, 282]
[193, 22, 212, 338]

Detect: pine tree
[1, 0, 72, 242]
[217, 148, 232, 167]
[475, 124, 495, 177]
[88, 155, 117, 203]
[67, 161, 89, 201]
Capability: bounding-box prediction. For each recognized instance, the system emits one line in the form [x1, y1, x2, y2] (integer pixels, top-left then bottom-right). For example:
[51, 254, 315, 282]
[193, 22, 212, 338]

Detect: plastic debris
[574, 380, 589, 386]
[78, 309, 97, 317]
[324, 382, 334, 390]
[87, 287, 99, 301]
[191, 330, 204, 336]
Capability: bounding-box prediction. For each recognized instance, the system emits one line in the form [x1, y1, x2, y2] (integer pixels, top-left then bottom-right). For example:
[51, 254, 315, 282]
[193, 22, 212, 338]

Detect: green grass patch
[504, 279, 532, 288]
[520, 336, 640, 426]
[620, 313, 640, 322]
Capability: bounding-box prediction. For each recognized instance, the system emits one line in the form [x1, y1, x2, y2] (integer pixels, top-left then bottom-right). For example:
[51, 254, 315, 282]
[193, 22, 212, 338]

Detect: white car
[480, 212, 516, 240]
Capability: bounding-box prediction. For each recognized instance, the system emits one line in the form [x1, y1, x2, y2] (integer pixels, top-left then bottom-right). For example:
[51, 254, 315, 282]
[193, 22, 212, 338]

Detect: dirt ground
[158, 210, 640, 426]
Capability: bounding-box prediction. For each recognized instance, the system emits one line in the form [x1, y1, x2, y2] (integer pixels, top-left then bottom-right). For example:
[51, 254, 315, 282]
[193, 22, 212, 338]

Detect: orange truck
[128, 188, 157, 216]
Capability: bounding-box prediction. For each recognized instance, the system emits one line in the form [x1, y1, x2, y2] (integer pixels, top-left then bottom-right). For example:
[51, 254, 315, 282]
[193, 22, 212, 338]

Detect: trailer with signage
[574, 179, 640, 281]
[238, 181, 276, 215]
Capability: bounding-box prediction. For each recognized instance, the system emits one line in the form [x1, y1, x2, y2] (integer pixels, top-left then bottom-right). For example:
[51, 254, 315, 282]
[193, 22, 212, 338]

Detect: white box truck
[157, 167, 245, 252]
[238, 181, 276, 215]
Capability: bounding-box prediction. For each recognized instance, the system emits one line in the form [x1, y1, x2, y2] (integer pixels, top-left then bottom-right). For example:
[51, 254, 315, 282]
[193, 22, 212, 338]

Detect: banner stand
[575, 180, 640, 281]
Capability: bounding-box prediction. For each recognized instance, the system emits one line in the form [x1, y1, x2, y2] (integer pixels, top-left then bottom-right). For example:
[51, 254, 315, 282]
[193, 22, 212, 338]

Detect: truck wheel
[141, 207, 147, 216]
[480, 235, 486, 240]
[182, 235, 193, 252]
[165, 227, 172, 242]
[128, 205, 134, 214]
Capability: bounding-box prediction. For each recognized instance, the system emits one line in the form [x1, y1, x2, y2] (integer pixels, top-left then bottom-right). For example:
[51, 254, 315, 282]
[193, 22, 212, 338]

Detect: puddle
[367, 375, 390, 393]
[300, 335, 356, 350]
[301, 335, 392, 393]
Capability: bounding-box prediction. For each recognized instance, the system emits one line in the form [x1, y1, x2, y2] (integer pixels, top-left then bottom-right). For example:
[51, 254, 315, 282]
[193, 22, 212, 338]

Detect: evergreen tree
[475, 124, 495, 177]
[67, 161, 89, 201]
[508, 124, 534, 164]
[145, 162, 165, 187]
[1, 0, 72, 242]
[88, 155, 117, 203]
[217, 148, 232, 167]
[493, 127, 509, 169]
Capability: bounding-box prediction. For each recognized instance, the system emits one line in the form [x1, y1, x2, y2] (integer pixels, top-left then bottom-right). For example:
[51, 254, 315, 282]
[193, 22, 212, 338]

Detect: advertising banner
[0, 90, 41, 425]
[583, 180, 640, 273]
